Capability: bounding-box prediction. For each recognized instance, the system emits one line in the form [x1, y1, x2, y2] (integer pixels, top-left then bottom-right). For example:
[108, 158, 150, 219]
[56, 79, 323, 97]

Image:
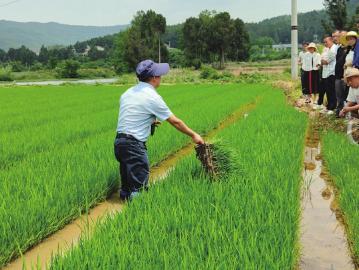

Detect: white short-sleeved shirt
[116, 82, 173, 142]
[347, 87, 359, 104]
[322, 44, 339, 78]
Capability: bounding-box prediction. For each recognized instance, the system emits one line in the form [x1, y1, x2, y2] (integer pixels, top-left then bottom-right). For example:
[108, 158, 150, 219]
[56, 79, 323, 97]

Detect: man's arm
[340, 101, 359, 117]
[167, 115, 204, 144]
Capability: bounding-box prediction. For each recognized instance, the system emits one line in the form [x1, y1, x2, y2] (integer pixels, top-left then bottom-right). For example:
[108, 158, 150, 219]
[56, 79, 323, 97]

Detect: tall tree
[323, 0, 349, 31]
[114, 10, 168, 73]
[38, 46, 50, 64]
[229, 18, 250, 61]
[208, 12, 235, 68]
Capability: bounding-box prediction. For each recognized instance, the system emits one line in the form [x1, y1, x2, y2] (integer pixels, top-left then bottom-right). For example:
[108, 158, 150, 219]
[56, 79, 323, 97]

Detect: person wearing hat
[345, 31, 358, 68]
[334, 31, 350, 117]
[114, 59, 205, 200]
[302, 42, 321, 104]
[339, 67, 359, 118]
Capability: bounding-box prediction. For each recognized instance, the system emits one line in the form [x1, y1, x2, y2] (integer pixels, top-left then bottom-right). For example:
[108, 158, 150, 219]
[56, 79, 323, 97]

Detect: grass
[322, 131, 359, 265]
[50, 87, 307, 269]
[0, 83, 265, 267]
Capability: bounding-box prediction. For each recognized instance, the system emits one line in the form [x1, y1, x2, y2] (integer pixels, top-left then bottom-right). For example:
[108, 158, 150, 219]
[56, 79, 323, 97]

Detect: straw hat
[346, 31, 358, 39]
[307, 42, 317, 50]
[339, 35, 348, 47]
[344, 67, 359, 81]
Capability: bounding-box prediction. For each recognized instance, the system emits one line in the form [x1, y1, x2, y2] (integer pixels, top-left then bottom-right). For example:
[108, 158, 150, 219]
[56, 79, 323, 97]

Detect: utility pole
[291, 0, 298, 80]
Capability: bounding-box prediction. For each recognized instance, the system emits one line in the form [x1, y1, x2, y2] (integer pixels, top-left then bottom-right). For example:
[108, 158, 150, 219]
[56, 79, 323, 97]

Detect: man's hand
[321, 60, 329, 65]
[340, 107, 349, 117]
[192, 133, 205, 145]
[153, 120, 161, 127]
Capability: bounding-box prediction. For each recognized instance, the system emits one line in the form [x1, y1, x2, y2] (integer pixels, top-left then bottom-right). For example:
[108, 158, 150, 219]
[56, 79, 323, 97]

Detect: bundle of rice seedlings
[195, 139, 234, 180]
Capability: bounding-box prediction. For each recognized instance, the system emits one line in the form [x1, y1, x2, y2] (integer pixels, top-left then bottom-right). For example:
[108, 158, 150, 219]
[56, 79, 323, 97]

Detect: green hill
[246, 0, 359, 44]
[0, 20, 127, 52]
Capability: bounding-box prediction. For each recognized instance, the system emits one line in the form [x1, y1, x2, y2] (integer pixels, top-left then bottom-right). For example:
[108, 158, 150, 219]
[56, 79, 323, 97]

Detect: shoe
[327, 110, 334, 115]
[119, 189, 131, 200]
[320, 109, 328, 114]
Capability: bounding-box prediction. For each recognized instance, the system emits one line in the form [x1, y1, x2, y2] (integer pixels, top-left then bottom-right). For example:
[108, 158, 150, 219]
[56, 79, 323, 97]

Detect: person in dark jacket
[334, 31, 349, 117]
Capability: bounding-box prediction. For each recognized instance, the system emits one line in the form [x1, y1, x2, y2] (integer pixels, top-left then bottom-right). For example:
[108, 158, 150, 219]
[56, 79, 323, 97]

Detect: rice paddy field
[0, 82, 357, 269]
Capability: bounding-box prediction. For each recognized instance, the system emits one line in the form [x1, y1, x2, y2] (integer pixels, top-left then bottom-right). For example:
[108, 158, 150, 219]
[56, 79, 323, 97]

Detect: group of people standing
[299, 30, 359, 118]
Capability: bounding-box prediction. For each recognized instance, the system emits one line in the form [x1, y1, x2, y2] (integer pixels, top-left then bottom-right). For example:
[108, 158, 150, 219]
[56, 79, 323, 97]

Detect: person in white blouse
[302, 43, 321, 104]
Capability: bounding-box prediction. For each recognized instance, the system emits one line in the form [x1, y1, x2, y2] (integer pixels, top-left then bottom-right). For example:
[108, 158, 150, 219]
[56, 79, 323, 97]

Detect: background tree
[322, 0, 350, 31]
[113, 10, 168, 73]
[228, 18, 250, 61]
[209, 12, 235, 68]
[38, 46, 50, 64]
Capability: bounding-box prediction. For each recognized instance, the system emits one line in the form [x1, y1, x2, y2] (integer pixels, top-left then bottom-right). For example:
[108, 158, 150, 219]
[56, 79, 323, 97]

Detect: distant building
[272, 44, 292, 51]
[272, 43, 304, 51]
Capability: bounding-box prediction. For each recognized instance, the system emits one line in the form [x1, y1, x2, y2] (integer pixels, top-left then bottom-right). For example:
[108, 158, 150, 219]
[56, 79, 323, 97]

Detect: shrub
[200, 66, 218, 79]
[0, 67, 13, 81]
[168, 48, 186, 68]
[56, 60, 81, 78]
[11, 61, 26, 72]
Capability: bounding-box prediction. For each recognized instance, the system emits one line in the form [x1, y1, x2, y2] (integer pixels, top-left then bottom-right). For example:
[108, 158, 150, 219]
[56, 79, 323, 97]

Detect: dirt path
[300, 113, 355, 269]
[3, 101, 258, 270]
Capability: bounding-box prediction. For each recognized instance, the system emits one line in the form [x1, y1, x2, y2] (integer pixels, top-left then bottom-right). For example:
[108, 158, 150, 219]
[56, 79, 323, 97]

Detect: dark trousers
[335, 79, 349, 115]
[318, 78, 326, 106]
[303, 70, 319, 95]
[301, 69, 306, 95]
[319, 75, 336, 110]
[114, 134, 149, 195]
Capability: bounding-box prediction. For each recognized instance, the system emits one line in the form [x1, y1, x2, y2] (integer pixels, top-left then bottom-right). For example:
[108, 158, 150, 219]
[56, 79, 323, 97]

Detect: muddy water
[3, 102, 256, 270]
[300, 144, 355, 269]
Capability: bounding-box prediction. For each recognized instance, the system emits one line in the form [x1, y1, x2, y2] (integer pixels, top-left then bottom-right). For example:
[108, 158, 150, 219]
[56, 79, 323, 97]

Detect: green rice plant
[322, 132, 359, 264]
[0, 83, 265, 267]
[50, 87, 307, 269]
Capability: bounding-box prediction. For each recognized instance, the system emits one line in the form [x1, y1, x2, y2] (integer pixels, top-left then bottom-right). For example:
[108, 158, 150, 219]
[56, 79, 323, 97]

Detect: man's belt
[116, 133, 137, 140]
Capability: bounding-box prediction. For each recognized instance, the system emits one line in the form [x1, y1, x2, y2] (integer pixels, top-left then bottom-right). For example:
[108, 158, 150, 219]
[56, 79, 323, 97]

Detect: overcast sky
[0, 0, 324, 26]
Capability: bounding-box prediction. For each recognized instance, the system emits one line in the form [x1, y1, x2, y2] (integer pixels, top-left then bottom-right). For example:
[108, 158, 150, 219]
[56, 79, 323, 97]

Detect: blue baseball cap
[136, 60, 170, 80]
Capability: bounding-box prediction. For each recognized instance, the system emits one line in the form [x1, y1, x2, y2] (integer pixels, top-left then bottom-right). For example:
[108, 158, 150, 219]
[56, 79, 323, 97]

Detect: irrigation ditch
[300, 112, 355, 270]
[3, 100, 259, 270]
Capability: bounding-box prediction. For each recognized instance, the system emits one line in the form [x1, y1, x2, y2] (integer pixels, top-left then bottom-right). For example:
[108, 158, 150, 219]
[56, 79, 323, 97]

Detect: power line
[0, 0, 22, 8]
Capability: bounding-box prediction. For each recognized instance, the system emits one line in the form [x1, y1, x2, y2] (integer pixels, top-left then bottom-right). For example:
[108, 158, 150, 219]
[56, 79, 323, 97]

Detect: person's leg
[312, 70, 319, 103]
[114, 137, 131, 199]
[327, 75, 337, 111]
[303, 71, 310, 100]
[116, 138, 149, 198]
[126, 142, 149, 192]
[318, 78, 326, 106]
[335, 79, 346, 116]
[301, 69, 306, 96]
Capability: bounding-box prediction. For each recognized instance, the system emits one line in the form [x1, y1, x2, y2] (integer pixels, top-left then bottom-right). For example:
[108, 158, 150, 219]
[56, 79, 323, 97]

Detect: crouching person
[340, 67, 359, 118]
